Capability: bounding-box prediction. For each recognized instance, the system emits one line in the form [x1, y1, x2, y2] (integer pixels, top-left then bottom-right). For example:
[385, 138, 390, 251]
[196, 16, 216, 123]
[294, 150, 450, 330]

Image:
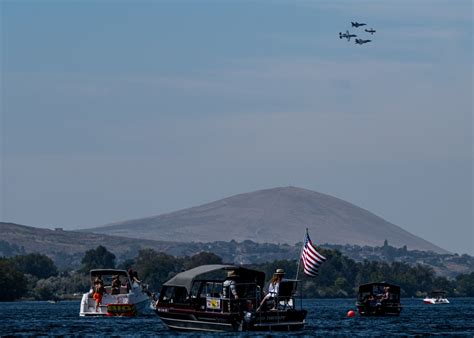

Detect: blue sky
[1, 0, 472, 254]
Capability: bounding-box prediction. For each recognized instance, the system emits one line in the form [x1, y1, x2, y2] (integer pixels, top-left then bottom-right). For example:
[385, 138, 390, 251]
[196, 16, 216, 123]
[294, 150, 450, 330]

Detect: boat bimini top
[163, 264, 266, 293]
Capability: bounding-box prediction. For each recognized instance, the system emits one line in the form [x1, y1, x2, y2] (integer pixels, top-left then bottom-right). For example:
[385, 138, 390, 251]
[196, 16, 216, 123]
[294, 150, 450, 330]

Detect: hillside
[0, 222, 176, 268]
[3, 222, 471, 278]
[85, 186, 447, 253]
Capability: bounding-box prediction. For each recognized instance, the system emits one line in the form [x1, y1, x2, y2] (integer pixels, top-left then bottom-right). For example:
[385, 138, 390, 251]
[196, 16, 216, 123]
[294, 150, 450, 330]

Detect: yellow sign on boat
[106, 304, 137, 316]
[206, 297, 221, 310]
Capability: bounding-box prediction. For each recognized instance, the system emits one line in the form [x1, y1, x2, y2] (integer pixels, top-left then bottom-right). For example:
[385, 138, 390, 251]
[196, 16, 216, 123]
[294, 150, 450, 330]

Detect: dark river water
[1, 298, 473, 336]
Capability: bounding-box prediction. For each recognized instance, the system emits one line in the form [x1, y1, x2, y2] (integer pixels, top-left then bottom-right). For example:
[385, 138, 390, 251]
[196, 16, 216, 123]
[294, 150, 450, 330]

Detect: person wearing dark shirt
[111, 275, 121, 295]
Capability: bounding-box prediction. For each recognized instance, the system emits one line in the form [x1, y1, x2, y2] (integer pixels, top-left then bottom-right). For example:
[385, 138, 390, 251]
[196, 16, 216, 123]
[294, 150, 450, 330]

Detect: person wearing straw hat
[223, 270, 239, 299]
[257, 268, 285, 311]
[222, 270, 239, 312]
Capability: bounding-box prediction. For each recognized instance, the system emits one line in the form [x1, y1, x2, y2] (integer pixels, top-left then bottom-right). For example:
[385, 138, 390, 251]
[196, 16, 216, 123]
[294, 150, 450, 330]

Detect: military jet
[339, 30, 357, 41]
[365, 28, 376, 35]
[351, 22, 366, 28]
[355, 38, 371, 45]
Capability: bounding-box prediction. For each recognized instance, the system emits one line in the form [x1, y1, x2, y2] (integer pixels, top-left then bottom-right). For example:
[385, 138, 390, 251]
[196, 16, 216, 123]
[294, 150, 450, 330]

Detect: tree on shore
[134, 249, 182, 291]
[80, 246, 116, 273]
[13, 253, 58, 279]
[3, 247, 474, 300]
[183, 252, 222, 270]
[455, 272, 474, 296]
[0, 258, 27, 301]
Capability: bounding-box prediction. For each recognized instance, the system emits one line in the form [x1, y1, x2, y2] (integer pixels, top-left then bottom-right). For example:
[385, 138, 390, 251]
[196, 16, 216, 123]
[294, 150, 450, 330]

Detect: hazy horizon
[1, 1, 472, 255]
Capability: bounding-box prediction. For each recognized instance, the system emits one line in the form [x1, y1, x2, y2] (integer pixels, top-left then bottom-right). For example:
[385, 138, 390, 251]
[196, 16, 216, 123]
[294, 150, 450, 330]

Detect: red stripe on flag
[300, 231, 326, 277]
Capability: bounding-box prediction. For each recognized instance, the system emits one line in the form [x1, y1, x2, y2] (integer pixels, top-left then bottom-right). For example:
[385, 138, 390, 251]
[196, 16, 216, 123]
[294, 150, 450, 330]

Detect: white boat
[423, 291, 449, 304]
[79, 269, 152, 316]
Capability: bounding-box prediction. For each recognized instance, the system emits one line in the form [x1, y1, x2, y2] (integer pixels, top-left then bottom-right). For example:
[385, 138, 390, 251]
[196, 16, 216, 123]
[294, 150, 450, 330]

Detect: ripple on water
[0, 298, 473, 336]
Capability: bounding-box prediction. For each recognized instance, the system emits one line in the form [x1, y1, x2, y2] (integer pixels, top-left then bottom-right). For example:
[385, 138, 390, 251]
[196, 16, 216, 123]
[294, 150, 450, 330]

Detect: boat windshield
[190, 281, 223, 299]
[159, 286, 188, 305]
[189, 280, 260, 300]
[429, 291, 447, 298]
[357, 283, 400, 301]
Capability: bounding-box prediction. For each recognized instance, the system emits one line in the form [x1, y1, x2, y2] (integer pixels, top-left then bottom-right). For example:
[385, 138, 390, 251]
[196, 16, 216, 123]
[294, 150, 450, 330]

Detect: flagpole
[295, 228, 308, 280]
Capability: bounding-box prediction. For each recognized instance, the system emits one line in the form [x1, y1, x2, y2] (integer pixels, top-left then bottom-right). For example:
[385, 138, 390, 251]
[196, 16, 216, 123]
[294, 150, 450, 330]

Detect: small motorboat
[356, 282, 402, 316]
[79, 269, 152, 316]
[155, 264, 307, 332]
[423, 291, 449, 304]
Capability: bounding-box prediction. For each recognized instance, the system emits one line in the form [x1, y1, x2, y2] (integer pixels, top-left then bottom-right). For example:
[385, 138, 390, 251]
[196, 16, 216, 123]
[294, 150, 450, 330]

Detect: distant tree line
[250, 249, 474, 298]
[1, 246, 474, 301]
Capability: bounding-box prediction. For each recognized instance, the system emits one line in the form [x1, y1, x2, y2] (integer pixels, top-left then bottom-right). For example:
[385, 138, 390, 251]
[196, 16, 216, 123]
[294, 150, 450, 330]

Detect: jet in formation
[355, 38, 371, 45]
[365, 28, 376, 35]
[339, 30, 357, 41]
[340, 22, 375, 46]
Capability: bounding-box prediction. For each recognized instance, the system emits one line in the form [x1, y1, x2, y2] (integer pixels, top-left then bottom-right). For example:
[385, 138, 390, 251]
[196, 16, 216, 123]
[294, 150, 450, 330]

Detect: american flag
[300, 230, 327, 277]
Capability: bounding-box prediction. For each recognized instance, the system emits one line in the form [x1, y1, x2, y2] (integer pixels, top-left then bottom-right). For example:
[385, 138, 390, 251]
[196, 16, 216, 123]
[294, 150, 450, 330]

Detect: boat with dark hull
[356, 282, 402, 316]
[155, 264, 307, 332]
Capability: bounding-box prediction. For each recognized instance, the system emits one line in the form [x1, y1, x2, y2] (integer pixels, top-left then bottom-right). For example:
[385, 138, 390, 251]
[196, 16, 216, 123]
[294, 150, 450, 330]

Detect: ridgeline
[83, 187, 447, 253]
[1, 222, 472, 279]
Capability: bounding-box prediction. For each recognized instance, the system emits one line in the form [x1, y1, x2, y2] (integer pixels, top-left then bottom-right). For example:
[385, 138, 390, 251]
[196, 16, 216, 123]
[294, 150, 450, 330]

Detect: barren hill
[86, 186, 447, 253]
[0, 222, 180, 268]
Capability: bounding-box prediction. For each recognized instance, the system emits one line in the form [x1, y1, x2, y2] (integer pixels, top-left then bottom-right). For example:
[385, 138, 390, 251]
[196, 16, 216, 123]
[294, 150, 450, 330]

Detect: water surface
[1, 298, 473, 336]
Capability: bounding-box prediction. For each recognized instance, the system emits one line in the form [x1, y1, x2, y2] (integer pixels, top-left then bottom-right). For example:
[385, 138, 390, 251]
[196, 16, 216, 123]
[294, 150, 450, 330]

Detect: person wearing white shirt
[256, 268, 285, 311]
[222, 270, 239, 312]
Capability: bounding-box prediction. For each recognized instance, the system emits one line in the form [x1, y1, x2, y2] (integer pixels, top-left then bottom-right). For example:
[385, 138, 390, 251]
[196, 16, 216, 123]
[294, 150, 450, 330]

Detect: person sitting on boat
[111, 275, 121, 295]
[364, 294, 377, 308]
[381, 287, 391, 304]
[373, 286, 390, 307]
[93, 276, 105, 311]
[256, 268, 285, 311]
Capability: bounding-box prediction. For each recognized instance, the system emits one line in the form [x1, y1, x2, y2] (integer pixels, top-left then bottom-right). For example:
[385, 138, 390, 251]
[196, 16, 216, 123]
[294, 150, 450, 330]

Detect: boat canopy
[163, 264, 266, 293]
[89, 269, 128, 277]
[429, 290, 447, 296]
[358, 282, 400, 294]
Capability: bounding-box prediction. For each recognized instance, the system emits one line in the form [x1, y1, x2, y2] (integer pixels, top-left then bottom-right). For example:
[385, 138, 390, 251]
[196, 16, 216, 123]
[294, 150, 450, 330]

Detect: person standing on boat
[256, 268, 285, 311]
[223, 270, 239, 312]
[132, 271, 141, 286]
[111, 275, 121, 295]
[93, 276, 105, 311]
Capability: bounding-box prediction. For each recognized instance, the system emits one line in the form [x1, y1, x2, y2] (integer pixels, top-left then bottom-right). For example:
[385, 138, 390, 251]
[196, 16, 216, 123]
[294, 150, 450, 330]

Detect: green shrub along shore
[1, 246, 473, 301]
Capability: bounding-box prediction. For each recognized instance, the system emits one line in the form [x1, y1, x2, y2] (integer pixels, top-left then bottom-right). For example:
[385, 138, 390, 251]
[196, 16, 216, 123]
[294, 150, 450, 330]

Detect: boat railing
[253, 280, 302, 324]
[217, 282, 261, 313]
